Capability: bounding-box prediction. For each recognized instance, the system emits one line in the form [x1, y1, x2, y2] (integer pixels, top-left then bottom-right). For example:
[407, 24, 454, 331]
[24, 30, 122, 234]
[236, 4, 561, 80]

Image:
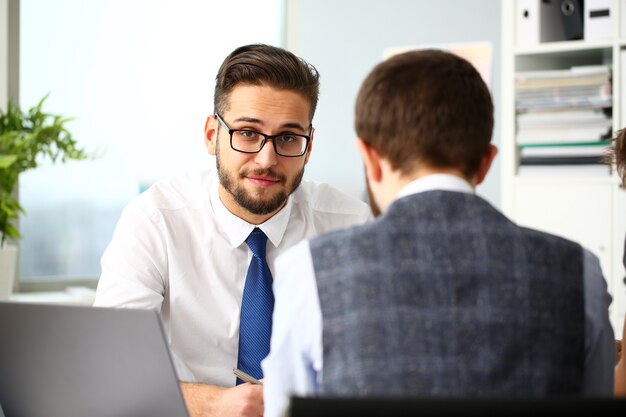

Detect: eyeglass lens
[231, 131, 307, 156]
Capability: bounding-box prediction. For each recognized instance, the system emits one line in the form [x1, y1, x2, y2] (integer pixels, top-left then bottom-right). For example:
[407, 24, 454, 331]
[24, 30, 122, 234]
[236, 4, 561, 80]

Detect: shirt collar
[209, 171, 292, 249]
[396, 173, 474, 200]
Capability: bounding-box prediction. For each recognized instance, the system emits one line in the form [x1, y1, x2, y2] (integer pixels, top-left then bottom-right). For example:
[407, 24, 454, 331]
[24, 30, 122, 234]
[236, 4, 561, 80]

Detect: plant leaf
[0, 155, 17, 169]
[0, 94, 93, 242]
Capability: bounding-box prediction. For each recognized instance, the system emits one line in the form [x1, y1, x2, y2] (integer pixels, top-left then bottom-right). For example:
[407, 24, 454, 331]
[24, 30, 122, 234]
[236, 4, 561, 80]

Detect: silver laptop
[0, 302, 189, 417]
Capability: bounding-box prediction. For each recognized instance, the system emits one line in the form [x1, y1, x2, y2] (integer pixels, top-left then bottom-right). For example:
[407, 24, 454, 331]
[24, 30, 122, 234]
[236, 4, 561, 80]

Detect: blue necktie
[236, 228, 274, 384]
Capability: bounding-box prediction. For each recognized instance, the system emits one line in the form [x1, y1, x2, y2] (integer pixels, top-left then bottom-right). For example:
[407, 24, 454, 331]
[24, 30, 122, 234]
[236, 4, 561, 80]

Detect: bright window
[19, 0, 284, 281]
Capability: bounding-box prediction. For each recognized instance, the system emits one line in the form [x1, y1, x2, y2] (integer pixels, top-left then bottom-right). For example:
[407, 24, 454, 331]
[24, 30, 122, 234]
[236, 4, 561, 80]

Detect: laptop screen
[0, 302, 189, 417]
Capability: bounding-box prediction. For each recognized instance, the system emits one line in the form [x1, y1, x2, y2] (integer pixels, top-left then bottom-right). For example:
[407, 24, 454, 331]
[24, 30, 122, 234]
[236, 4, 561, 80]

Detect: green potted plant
[0, 95, 89, 299]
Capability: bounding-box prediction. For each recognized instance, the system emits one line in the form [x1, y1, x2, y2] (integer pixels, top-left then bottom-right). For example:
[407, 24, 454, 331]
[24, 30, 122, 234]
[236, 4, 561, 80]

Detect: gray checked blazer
[310, 190, 586, 397]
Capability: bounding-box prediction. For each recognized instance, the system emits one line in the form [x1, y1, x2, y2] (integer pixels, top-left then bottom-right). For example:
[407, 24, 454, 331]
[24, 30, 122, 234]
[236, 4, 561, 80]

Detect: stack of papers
[518, 141, 610, 165]
[515, 65, 612, 111]
[514, 65, 613, 176]
[516, 109, 612, 145]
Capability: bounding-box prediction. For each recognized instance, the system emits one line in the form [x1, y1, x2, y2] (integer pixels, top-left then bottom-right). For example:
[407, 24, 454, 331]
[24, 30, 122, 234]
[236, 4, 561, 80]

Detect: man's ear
[204, 115, 218, 156]
[475, 144, 498, 185]
[355, 138, 383, 183]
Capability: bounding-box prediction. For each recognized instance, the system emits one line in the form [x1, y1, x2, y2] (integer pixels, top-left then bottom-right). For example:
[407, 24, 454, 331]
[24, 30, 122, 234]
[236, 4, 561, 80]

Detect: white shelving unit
[502, 1, 626, 334]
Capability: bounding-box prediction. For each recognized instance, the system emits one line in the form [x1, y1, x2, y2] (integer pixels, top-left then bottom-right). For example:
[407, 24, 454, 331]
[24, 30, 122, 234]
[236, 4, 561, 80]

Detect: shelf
[504, 1, 626, 336]
[515, 39, 614, 55]
[515, 48, 613, 71]
[513, 175, 617, 186]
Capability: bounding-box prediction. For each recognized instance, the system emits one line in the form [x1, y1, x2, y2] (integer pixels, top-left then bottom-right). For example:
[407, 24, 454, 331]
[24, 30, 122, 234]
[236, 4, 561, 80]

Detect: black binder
[560, 0, 584, 40]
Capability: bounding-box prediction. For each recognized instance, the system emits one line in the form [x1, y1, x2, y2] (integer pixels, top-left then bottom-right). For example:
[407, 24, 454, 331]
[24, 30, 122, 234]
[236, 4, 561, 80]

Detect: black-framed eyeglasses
[215, 113, 311, 157]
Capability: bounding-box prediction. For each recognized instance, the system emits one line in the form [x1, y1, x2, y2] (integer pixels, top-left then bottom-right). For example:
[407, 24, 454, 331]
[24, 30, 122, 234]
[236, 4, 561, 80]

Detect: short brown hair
[355, 49, 494, 177]
[611, 129, 626, 186]
[214, 44, 320, 122]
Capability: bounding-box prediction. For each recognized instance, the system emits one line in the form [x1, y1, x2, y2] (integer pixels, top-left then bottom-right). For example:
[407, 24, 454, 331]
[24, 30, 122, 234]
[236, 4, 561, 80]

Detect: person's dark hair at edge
[355, 49, 494, 178]
[611, 128, 626, 186]
[214, 44, 320, 122]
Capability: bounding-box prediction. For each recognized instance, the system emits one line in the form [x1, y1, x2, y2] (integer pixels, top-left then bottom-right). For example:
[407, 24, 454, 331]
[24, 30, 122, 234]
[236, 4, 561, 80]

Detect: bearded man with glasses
[94, 44, 371, 417]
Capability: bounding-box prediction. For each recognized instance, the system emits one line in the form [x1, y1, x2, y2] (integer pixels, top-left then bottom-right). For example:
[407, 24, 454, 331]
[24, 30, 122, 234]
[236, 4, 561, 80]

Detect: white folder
[585, 0, 613, 41]
[516, 0, 566, 48]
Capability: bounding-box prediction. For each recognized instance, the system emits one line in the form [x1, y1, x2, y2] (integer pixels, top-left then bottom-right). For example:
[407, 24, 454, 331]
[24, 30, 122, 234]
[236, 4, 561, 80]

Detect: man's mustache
[240, 169, 286, 183]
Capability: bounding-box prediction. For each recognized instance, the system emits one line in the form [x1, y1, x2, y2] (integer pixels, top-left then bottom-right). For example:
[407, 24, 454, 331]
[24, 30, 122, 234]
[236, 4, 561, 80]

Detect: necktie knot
[246, 228, 268, 259]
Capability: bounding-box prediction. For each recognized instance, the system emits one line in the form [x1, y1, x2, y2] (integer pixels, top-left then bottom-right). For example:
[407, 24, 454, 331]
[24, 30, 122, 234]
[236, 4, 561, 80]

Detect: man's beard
[365, 174, 381, 218]
[216, 146, 305, 216]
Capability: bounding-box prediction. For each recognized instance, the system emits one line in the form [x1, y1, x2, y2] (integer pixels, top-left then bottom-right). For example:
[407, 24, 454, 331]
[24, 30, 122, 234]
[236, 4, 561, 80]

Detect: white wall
[0, 0, 18, 109]
[0, 0, 7, 109]
[289, 0, 502, 207]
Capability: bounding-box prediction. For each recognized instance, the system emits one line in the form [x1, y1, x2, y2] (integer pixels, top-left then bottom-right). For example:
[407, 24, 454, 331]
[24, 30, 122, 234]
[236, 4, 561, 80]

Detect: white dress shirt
[94, 170, 371, 387]
[262, 174, 615, 417]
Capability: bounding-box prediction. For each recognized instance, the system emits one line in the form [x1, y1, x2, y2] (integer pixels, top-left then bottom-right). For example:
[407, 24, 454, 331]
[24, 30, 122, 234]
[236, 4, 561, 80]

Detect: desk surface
[9, 286, 95, 305]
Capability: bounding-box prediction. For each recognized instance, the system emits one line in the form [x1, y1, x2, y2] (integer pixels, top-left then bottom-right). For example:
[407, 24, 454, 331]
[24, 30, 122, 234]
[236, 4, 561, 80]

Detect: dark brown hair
[355, 49, 494, 177]
[611, 129, 626, 186]
[214, 44, 320, 122]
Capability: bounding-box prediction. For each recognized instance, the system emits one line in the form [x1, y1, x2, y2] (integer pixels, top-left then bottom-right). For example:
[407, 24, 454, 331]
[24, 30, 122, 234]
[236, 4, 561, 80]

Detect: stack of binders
[515, 65, 613, 176]
[516, 0, 613, 48]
